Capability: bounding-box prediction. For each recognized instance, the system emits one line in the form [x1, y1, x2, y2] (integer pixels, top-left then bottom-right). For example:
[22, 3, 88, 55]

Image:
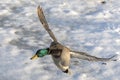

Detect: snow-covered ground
[0, 0, 120, 80]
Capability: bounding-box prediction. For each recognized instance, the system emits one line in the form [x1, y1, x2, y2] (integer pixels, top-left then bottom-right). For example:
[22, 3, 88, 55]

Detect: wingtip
[109, 54, 118, 61]
[37, 5, 40, 9]
[37, 5, 42, 17]
[37, 5, 42, 11]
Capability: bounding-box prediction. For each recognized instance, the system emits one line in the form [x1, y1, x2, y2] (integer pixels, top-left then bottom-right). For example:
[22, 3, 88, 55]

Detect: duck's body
[49, 42, 71, 73]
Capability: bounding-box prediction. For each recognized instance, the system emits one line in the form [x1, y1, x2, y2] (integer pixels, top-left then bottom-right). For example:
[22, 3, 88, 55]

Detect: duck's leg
[70, 51, 117, 62]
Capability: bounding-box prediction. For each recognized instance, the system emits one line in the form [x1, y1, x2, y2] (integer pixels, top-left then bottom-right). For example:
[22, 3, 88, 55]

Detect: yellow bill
[31, 54, 38, 60]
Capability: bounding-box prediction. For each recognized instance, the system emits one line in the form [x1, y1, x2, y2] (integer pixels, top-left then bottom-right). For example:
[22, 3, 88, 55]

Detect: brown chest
[49, 49, 62, 58]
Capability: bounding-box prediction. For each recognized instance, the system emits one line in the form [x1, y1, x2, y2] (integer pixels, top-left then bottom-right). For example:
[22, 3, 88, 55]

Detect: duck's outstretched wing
[37, 6, 57, 42]
[70, 51, 117, 62]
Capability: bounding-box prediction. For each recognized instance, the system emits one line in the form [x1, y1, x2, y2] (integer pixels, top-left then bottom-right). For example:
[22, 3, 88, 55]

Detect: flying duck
[31, 6, 116, 74]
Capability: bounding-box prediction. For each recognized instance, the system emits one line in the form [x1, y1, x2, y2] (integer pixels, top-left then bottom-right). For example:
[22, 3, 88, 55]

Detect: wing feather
[70, 51, 116, 62]
[37, 6, 57, 42]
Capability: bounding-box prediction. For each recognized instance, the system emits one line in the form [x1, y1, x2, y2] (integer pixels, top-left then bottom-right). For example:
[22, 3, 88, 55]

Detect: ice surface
[0, 0, 120, 80]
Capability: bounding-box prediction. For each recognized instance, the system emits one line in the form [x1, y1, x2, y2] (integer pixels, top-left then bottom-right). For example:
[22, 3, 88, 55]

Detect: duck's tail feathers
[70, 51, 117, 62]
[63, 69, 72, 75]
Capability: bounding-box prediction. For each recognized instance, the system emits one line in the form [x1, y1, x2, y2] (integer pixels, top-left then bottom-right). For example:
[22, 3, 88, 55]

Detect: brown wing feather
[37, 6, 57, 42]
[70, 51, 117, 62]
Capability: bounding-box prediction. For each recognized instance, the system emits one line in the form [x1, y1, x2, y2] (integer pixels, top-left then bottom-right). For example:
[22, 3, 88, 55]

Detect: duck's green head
[31, 48, 49, 60]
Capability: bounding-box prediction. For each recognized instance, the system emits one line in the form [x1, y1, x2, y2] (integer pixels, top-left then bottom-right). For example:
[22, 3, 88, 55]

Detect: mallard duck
[31, 6, 117, 74]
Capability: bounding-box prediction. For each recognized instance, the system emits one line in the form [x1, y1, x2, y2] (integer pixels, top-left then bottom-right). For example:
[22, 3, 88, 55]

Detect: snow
[0, 0, 120, 80]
